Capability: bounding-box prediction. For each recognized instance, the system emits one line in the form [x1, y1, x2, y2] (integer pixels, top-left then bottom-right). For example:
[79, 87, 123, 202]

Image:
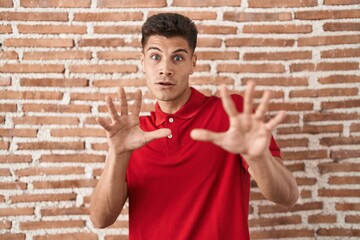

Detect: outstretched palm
[191, 81, 285, 158]
[97, 87, 171, 154]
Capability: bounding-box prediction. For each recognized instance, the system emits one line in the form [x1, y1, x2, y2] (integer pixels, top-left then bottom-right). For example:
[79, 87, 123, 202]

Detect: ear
[140, 52, 145, 73]
[191, 53, 197, 74]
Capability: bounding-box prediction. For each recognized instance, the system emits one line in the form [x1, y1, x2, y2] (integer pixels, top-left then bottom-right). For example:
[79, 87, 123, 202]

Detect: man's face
[141, 35, 196, 111]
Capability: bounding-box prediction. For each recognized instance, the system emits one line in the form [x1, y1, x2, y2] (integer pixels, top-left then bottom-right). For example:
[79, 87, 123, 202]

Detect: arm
[90, 88, 171, 228]
[191, 81, 298, 208]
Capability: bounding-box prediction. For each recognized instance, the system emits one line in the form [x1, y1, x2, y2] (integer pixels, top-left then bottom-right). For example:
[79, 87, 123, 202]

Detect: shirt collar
[153, 87, 206, 126]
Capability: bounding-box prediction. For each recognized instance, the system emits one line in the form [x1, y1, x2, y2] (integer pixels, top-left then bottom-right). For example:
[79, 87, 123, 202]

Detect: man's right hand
[96, 87, 171, 154]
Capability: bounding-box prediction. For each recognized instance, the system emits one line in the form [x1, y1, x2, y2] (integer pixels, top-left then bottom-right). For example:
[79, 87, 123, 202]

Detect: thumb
[190, 129, 221, 142]
[144, 128, 172, 143]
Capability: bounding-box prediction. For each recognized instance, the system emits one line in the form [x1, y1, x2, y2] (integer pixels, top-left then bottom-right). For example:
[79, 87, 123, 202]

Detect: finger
[144, 128, 172, 143]
[118, 87, 128, 116]
[132, 89, 142, 116]
[255, 90, 271, 120]
[106, 96, 120, 123]
[220, 85, 238, 117]
[244, 81, 256, 114]
[265, 110, 286, 130]
[96, 117, 112, 132]
[190, 129, 222, 142]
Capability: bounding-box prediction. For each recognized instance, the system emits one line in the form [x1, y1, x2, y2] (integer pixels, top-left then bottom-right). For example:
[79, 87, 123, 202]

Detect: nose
[159, 59, 174, 76]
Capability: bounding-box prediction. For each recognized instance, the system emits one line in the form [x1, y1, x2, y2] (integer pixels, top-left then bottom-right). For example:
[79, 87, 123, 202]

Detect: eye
[151, 54, 160, 61]
[173, 55, 183, 62]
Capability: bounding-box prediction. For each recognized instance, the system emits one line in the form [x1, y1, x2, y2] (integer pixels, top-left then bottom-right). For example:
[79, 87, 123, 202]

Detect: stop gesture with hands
[191, 81, 286, 159]
[96, 87, 171, 154]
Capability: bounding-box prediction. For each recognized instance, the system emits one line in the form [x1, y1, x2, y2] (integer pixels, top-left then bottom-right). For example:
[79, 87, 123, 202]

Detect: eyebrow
[146, 47, 189, 54]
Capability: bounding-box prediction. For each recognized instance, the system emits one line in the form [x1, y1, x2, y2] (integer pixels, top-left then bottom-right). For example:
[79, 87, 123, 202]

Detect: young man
[90, 13, 299, 239]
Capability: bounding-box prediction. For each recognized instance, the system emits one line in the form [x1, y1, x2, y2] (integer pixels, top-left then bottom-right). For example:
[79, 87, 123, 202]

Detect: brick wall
[0, 0, 359, 239]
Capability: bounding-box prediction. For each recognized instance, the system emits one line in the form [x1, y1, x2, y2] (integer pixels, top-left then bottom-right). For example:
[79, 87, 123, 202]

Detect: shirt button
[169, 118, 174, 123]
[168, 133, 173, 139]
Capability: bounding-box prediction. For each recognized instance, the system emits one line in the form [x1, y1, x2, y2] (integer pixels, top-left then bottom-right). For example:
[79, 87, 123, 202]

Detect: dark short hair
[141, 13, 198, 53]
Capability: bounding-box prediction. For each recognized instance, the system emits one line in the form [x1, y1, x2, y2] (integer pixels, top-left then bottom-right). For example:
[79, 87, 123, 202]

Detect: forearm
[244, 150, 299, 208]
[90, 149, 131, 228]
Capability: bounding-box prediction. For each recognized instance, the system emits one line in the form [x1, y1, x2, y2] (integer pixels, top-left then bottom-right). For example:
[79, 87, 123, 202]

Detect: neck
[158, 88, 192, 114]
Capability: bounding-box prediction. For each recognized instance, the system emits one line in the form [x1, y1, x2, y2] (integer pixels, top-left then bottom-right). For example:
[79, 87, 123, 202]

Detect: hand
[190, 81, 285, 158]
[97, 87, 171, 154]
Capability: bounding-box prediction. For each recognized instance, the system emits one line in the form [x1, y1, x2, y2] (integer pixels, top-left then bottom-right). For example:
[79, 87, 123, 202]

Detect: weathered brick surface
[0, 0, 359, 239]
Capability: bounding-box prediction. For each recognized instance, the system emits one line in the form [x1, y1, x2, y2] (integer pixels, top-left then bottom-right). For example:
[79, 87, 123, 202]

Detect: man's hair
[141, 13, 198, 53]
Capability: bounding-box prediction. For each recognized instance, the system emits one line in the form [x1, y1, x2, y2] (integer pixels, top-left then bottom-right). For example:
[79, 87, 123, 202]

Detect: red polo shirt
[127, 87, 281, 240]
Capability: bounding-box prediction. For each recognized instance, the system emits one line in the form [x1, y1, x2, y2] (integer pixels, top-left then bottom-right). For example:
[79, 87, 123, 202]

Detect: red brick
[198, 38, 223, 47]
[350, 123, 360, 132]
[0, 117, 5, 125]
[0, 51, 18, 60]
[329, 176, 360, 185]
[318, 75, 360, 84]
[20, 0, 91, 7]
[0, 91, 63, 100]
[0, 220, 11, 229]
[17, 141, 84, 150]
[308, 214, 337, 223]
[296, 177, 317, 186]
[34, 233, 98, 240]
[0, 208, 34, 216]
[18, 24, 87, 34]
[318, 189, 360, 197]
[0, 182, 27, 190]
[78, 38, 125, 47]
[16, 167, 85, 176]
[323, 22, 360, 32]
[281, 150, 328, 160]
[321, 48, 360, 58]
[190, 76, 235, 85]
[4, 38, 74, 47]
[324, 0, 360, 5]
[244, 51, 311, 61]
[172, 0, 240, 6]
[13, 116, 80, 125]
[290, 62, 359, 72]
[0, 155, 32, 163]
[0, 77, 11, 86]
[224, 11, 292, 22]
[242, 77, 308, 86]
[243, 24, 312, 34]
[33, 179, 98, 189]
[251, 229, 314, 239]
[225, 38, 295, 47]
[74, 12, 143, 21]
[20, 78, 88, 87]
[0, 0, 12, 7]
[69, 64, 137, 74]
[20, 220, 85, 230]
[22, 103, 90, 113]
[197, 51, 239, 60]
[0, 234, 25, 240]
[10, 193, 77, 203]
[98, 0, 166, 8]
[197, 25, 237, 34]
[40, 154, 105, 163]
[41, 207, 89, 216]
[217, 63, 285, 73]
[91, 143, 108, 151]
[0, 169, 11, 176]
[320, 136, 360, 146]
[278, 124, 343, 135]
[149, 11, 217, 21]
[0, 129, 38, 137]
[317, 228, 360, 237]
[0, 104, 17, 112]
[94, 25, 141, 34]
[296, 10, 360, 20]
[105, 235, 129, 240]
[322, 99, 360, 110]
[97, 51, 141, 60]
[249, 0, 317, 7]
[319, 162, 360, 173]
[51, 128, 105, 137]
[276, 138, 309, 148]
[23, 51, 91, 60]
[336, 203, 360, 211]
[290, 88, 358, 98]
[0, 25, 12, 33]
[0, 12, 68, 21]
[269, 102, 314, 111]
[345, 215, 360, 224]
[331, 149, 360, 159]
[0, 64, 65, 73]
[249, 215, 302, 227]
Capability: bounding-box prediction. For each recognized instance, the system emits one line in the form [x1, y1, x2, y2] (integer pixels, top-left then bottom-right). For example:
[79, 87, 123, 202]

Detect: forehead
[144, 35, 191, 53]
